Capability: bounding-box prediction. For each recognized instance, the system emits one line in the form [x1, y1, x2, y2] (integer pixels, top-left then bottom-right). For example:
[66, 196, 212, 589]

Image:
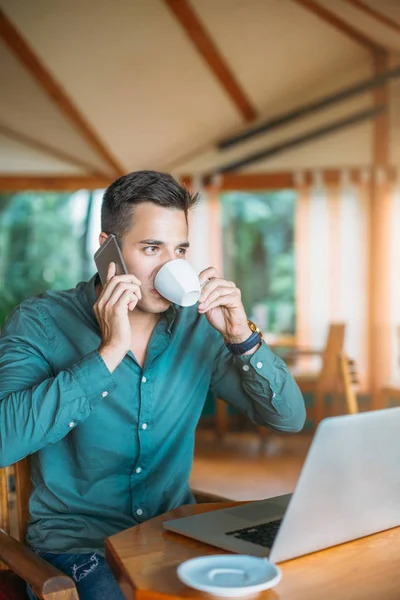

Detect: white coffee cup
[154, 259, 201, 307]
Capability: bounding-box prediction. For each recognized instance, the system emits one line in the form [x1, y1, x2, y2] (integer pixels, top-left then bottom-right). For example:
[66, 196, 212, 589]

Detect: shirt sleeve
[0, 303, 116, 467]
[210, 338, 306, 433]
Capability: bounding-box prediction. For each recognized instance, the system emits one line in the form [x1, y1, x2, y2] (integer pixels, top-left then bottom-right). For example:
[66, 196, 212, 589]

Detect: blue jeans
[26, 552, 125, 600]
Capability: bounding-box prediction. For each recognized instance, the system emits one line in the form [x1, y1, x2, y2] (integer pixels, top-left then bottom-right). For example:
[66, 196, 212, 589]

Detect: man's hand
[94, 262, 142, 372]
[198, 267, 251, 343]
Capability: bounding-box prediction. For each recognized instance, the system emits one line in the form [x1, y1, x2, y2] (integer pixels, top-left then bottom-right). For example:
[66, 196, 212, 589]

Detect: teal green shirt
[0, 276, 305, 554]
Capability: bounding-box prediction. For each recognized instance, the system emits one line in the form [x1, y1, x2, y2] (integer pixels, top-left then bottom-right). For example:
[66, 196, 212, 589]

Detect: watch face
[247, 320, 263, 338]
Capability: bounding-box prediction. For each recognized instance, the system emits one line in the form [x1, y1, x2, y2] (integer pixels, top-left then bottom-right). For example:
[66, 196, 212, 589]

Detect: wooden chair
[0, 459, 229, 600]
[378, 325, 400, 410]
[337, 353, 359, 415]
[0, 459, 79, 600]
[287, 323, 346, 426]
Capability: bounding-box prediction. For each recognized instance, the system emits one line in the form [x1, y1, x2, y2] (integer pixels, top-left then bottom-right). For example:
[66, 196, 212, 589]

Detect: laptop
[163, 408, 400, 563]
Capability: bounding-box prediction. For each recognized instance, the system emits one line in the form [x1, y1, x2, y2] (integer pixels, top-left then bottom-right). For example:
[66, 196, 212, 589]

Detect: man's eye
[177, 248, 187, 256]
[144, 246, 158, 254]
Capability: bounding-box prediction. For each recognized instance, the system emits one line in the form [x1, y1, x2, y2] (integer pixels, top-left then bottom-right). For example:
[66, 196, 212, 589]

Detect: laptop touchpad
[223, 501, 284, 522]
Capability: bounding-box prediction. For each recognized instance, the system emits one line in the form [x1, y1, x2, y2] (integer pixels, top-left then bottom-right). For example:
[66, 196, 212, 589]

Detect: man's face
[100, 202, 189, 314]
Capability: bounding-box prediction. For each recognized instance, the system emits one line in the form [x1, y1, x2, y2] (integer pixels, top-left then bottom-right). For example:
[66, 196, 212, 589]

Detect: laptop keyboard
[226, 518, 283, 548]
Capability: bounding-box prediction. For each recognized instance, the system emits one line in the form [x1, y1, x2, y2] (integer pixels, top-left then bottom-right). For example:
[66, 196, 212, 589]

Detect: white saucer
[177, 555, 282, 597]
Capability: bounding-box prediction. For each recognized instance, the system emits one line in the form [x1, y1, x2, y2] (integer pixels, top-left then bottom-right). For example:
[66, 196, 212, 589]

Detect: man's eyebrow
[139, 239, 165, 245]
[138, 239, 190, 247]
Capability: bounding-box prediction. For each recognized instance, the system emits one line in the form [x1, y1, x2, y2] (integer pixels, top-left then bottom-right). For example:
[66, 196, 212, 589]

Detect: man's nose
[157, 250, 180, 273]
[165, 248, 180, 262]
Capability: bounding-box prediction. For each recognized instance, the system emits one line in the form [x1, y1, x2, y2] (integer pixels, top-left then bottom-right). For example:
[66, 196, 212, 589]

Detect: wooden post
[206, 179, 224, 277]
[368, 52, 391, 403]
[204, 180, 230, 437]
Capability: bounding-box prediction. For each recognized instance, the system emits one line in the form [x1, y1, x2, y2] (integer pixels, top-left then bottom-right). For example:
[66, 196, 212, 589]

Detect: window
[221, 190, 296, 336]
[0, 190, 103, 326]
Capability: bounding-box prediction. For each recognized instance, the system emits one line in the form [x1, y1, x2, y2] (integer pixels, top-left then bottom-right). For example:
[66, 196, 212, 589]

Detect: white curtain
[187, 171, 400, 394]
[295, 170, 400, 393]
[188, 178, 223, 278]
[296, 172, 370, 390]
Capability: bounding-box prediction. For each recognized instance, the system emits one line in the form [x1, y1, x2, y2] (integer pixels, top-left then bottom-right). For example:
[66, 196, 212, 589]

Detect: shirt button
[68, 421, 75, 428]
[136, 467, 142, 474]
[141, 423, 147, 430]
[256, 361, 263, 369]
[242, 365, 250, 372]
[101, 391, 108, 398]
[141, 376, 147, 383]
[136, 508, 143, 516]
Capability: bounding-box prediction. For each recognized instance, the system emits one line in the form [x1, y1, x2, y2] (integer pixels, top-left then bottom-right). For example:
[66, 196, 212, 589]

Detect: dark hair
[101, 170, 199, 243]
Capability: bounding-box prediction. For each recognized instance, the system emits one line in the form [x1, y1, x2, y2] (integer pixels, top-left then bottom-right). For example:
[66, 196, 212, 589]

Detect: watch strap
[226, 331, 261, 355]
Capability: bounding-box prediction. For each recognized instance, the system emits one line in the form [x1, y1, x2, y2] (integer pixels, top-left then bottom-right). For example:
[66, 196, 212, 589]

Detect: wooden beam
[182, 169, 397, 192]
[372, 53, 389, 167]
[0, 125, 106, 177]
[221, 172, 295, 190]
[219, 64, 400, 149]
[0, 176, 112, 191]
[5, 169, 397, 193]
[293, 0, 385, 53]
[162, 0, 257, 122]
[181, 172, 297, 191]
[220, 170, 353, 189]
[0, 8, 124, 177]
[214, 105, 386, 173]
[345, 0, 400, 35]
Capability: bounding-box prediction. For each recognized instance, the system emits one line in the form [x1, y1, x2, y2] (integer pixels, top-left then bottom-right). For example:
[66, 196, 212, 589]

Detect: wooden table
[105, 502, 400, 600]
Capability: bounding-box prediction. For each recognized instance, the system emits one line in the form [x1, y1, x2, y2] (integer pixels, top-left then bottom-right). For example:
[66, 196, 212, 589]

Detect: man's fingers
[107, 282, 142, 308]
[199, 291, 239, 313]
[199, 278, 236, 303]
[198, 286, 238, 310]
[114, 289, 136, 313]
[128, 299, 138, 311]
[98, 273, 142, 305]
[198, 266, 219, 286]
[106, 261, 116, 283]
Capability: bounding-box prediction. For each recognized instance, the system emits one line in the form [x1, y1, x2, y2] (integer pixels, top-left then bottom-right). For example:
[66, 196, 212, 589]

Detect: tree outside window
[0, 191, 102, 327]
[221, 190, 296, 337]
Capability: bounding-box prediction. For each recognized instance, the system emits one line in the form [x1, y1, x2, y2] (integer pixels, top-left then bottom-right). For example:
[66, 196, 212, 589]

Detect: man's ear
[99, 232, 109, 246]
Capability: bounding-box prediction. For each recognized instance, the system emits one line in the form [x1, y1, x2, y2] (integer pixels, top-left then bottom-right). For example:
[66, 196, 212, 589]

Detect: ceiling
[1, 0, 400, 184]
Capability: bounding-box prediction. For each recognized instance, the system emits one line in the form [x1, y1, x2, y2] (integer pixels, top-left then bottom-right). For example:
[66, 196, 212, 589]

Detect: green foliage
[221, 190, 296, 334]
[0, 192, 92, 327]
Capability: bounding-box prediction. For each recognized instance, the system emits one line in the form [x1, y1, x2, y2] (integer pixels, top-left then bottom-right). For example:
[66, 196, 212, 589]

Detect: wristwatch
[225, 320, 263, 355]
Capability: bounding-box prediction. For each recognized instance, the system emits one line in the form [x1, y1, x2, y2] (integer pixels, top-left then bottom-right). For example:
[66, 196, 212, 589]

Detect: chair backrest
[0, 459, 31, 543]
[0, 459, 80, 598]
[320, 323, 346, 382]
[14, 459, 31, 542]
[338, 353, 359, 414]
[0, 468, 10, 536]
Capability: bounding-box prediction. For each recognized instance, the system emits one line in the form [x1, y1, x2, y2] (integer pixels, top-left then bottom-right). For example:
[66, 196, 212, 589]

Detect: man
[0, 171, 305, 599]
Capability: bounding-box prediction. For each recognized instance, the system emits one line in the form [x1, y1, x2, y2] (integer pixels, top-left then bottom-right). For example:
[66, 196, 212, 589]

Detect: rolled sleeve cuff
[70, 350, 116, 407]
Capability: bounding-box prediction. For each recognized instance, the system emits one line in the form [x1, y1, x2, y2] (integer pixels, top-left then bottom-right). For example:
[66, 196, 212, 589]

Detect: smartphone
[94, 234, 128, 285]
